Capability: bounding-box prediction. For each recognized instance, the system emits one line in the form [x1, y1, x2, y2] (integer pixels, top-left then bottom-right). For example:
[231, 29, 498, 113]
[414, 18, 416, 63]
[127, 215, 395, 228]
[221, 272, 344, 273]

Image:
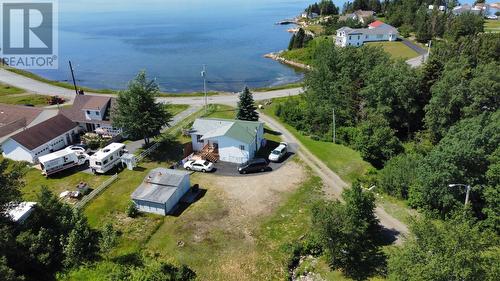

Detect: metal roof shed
[131, 168, 191, 216]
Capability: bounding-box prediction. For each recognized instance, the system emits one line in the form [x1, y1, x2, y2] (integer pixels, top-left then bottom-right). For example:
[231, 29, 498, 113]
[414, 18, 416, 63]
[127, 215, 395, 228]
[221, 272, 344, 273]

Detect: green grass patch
[484, 19, 500, 33]
[375, 193, 418, 225]
[0, 83, 24, 96]
[21, 167, 111, 201]
[365, 41, 419, 60]
[281, 36, 331, 66]
[261, 97, 371, 183]
[252, 82, 303, 92]
[0, 94, 50, 106]
[167, 104, 189, 116]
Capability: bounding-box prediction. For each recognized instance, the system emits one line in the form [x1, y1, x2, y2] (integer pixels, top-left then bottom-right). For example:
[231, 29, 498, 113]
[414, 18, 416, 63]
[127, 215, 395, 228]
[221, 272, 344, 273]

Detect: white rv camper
[38, 149, 89, 176]
[89, 143, 127, 174]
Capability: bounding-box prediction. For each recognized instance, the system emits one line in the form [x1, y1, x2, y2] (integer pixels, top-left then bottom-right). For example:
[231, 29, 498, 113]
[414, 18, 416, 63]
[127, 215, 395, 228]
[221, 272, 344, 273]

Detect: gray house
[131, 168, 191, 216]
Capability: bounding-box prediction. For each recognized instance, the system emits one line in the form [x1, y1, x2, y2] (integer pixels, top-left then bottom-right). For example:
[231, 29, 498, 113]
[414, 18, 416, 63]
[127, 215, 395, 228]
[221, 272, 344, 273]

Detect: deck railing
[136, 141, 161, 162]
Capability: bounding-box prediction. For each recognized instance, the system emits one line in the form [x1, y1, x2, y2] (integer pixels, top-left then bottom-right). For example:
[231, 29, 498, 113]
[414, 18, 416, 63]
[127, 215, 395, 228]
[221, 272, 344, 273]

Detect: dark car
[237, 158, 269, 174]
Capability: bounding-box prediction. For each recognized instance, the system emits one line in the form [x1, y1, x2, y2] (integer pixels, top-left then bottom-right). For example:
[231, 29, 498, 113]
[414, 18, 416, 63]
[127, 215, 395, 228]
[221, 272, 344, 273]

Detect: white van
[39, 149, 89, 176]
[89, 143, 127, 174]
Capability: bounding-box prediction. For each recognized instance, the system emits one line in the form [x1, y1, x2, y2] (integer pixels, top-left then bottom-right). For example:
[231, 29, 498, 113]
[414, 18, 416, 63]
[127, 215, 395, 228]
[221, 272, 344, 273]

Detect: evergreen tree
[63, 210, 99, 268]
[99, 223, 117, 257]
[236, 87, 259, 121]
[112, 71, 173, 145]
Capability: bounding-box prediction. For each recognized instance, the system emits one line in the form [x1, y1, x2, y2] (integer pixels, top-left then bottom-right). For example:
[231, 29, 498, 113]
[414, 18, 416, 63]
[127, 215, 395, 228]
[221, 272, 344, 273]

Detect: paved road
[0, 68, 303, 106]
[406, 54, 428, 68]
[402, 39, 428, 68]
[259, 112, 409, 244]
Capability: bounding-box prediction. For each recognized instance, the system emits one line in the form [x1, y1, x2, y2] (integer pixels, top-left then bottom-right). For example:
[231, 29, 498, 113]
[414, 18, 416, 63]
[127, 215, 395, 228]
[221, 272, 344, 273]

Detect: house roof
[10, 114, 78, 150]
[337, 22, 398, 35]
[354, 10, 375, 18]
[131, 168, 190, 204]
[191, 118, 263, 144]
[82, 95, 111, 110]
[0, 104, 43, 138]
[60, 95, 114, 124]
[368, 20, 385, 28]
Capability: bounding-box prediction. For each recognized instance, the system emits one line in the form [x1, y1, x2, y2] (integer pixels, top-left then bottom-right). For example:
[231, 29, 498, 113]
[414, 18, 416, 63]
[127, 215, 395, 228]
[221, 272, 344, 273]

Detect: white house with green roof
[189, 118, 264, 164]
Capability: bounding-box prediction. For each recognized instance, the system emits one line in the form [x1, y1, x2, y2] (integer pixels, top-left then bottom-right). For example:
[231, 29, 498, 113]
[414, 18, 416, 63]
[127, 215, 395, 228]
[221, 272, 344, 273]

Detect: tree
[112, 71, 172, 144]
[312, 183, 383, 280]
[360, 60, 421, 138]
[236, 87, 259, 121]
[445, 13, 484, 40]
[63, 210, 99, 268]
[353, 114, 403, 169]
[0, 159, 25, 214]
[99, 223, 117, 256]
[388, 215, 499, 280]
[410, 111, 500, 217]
[378, 153, 423, 199]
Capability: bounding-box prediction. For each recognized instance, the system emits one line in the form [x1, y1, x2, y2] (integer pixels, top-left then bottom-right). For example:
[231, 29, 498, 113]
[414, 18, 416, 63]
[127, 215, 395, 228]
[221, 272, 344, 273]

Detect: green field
[365, 41, 419, 60]
[0, 83, 24, 95]
[167, 104, 190, 116]
[0, 94, 50, 107]
[484, 19, 500, 33]
[281, 36, 331, 66]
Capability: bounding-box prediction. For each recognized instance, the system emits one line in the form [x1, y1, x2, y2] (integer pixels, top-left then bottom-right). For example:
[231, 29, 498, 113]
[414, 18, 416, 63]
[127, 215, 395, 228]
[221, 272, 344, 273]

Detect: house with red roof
[335, 21, 398, 47]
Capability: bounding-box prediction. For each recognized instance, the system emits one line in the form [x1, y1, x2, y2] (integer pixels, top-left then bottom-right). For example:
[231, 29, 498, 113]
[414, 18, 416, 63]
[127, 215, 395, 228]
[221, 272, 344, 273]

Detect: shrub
[126, 201, 139, 218]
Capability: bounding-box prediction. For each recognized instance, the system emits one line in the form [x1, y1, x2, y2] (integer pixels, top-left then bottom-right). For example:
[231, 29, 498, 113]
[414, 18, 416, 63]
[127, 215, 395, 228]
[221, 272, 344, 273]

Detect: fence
[74, 173, 119, 209]
[136, 141, 161, 162]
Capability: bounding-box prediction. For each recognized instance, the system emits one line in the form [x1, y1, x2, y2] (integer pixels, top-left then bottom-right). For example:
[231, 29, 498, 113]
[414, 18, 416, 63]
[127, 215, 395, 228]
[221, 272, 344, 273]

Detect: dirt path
[258, 112, 409, 244]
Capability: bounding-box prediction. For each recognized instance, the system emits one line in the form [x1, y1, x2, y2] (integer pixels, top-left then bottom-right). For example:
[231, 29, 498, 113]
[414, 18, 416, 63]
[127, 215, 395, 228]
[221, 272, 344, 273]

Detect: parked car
[66, 144, 88, 153]
[238, 158, 269, 174]
[184, 160, 214, 172]
[268, 142, 288, 162]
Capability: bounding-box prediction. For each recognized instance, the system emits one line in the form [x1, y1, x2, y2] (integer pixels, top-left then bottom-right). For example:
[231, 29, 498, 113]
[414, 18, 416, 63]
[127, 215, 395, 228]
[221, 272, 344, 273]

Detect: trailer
[89, 143, 127, 174]
[39, 149, 89, 176]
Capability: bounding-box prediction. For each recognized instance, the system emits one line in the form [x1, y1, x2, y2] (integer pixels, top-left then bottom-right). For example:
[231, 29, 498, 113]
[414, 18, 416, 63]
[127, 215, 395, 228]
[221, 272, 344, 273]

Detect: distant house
[6, 202, 36, 223]
[2, 114, 80, 163]
[335, 20, 398, 47]
[428, 5, 446, 12]
[131, 168, 191, 216]
[339, 10, 375, 24]
[452, 4, 485, 15]
[189, 118, 264, 164]
[301, 12, 319, 19]
[0, 104, 45, 143]
[60, 94, 121, 136]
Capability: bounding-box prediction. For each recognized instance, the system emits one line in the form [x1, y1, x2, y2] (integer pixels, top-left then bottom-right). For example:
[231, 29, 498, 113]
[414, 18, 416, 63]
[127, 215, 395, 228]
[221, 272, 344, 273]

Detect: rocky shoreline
[264, 51, 311, 70]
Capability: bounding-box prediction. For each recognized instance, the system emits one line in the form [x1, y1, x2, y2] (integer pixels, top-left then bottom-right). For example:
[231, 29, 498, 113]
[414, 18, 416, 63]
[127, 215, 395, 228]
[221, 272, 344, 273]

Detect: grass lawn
[0, 94, 49, 107]
[261, 98, 370, 184]
[484, 19, 500, 33]
[167, 104, 189, 116]
[281, 36, 331, 66]
[252, 81, 303, 92]
[305, 24, 324, 35]
[365, 41, 419, 60]
[21, 167, 111, 201]
[0, 83, 24, 95]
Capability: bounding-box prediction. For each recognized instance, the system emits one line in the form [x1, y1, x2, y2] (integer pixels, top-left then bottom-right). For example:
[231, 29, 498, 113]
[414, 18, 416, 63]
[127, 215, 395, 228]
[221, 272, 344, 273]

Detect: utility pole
[69, 61, 78, 95]
[332, 108, 336, 144]
[201, 64, 207, 113]
[449, 183, 472, 206]
[426, 40, 432, 62]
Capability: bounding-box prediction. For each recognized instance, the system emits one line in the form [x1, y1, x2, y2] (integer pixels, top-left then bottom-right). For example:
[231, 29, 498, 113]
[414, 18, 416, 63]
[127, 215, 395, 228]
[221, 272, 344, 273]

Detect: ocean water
[31, 0, 315, 92]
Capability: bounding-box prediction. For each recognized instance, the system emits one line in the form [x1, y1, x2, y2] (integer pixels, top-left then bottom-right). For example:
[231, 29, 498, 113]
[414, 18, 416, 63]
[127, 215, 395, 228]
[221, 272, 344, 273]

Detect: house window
[96, 111, 100, 116]
[239, 145, 245, 151]
[377, 34, 383, 39]
[196, 135, 203, 143]
[86, 110, 90, 114]
[365, 35, 368, 39]
[357, 35, 360, 40]
[349, 36, 351, 40]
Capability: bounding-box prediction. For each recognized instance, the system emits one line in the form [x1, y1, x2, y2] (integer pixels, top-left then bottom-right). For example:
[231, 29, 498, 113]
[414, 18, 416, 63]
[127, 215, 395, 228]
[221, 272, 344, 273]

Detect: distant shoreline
[264, 52, 311, 70]
[0, 65, 303, 96]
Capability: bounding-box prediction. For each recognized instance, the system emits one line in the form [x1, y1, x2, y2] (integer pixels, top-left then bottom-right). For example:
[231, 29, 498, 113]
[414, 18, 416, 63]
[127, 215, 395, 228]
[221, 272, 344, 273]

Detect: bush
[398, 24, 413, 38]
[126, 201, 139, 218]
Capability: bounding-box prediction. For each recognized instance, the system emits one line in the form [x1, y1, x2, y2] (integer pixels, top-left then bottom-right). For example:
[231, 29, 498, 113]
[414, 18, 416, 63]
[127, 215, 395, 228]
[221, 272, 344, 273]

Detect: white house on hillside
[189, 118, 264, 164]
[2, 114, 80, 163]
[60, 94, 121, 136]
[335, 20, 398, 47]
[338, 10, 375, 24]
